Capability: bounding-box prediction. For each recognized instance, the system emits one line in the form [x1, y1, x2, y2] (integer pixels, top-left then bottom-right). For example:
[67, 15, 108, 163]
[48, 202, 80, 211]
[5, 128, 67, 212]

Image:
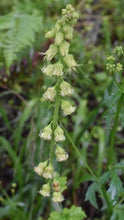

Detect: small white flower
[55, 145, 69, 162]
[42, 65, 54, 77]
[45, 44, 58, 61]
[63, 25, 73, 40]
[45, 29, 55, 38]
[43, 86, 56, 102]
[39, 123, 52, 140]
[64, 54, 77, 69]
[61, 100, 76, 116]
[34, 161, 47, 176]
[39, 183, 50, 197]
[52, 63, 63, 76]
[52, 192, 64, 203]
[59, 41, 70, 56]
[60, 81, 74, 96]
[43, 164, 54, 179]
[54, 126, 65, 142]
[55, 32, 64, 45]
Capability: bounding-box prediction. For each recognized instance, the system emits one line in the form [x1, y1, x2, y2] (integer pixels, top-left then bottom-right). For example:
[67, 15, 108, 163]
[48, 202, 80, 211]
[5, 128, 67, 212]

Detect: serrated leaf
[1, 10, 42, 69]
[85, 182, 99, 209]
[99, 171, 110, 185]
[108, 170, 123, 204]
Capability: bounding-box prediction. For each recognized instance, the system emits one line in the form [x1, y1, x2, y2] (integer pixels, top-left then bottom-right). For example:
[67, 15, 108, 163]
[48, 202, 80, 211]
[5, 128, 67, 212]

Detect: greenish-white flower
[61, 100, 76, 116]
[43, 164, 54, 179]
[59, 41, 70, 56]
[54, 125, 65, 142]
[39, 123, 52, 140]
[45, 29, 55, 38]
[34, 161, 48, 176]
[60, 80, 74, 96]
[63, 25, 73, 40]
[55, 32, 64, 45]
[45, 44, 58, 61]
[42, 64, 54, 77]
[64, 54, 77, 69]
[52, 192, 64, 202]
[55, 145, 69, 162]
[114, 46, 124, 56]
[116, 63, 123, 72]
[43, 86, 56, 101]
[39, 183, 50, 197]
[52, 63, 63, 76]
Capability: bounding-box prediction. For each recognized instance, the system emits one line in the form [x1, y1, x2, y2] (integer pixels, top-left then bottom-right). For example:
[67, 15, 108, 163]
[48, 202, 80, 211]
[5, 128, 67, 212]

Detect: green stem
[101, 185, 112, 216]
[50, 77, 61, 164]
[60, 120, 113, 211]
[60, 120, 97, 180]
[108, 93, 124, 166]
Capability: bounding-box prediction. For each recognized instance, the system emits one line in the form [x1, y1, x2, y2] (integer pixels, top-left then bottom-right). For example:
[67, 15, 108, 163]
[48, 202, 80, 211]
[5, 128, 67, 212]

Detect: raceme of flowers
[34, 4, 79, 203]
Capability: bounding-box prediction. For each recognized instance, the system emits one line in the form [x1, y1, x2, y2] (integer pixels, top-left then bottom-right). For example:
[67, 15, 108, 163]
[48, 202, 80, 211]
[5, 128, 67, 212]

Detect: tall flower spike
[35, 4, 79, 201]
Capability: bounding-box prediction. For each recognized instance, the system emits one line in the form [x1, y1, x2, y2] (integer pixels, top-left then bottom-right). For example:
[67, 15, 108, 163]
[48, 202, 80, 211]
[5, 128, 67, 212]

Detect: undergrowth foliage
[0, 7, 42, 72]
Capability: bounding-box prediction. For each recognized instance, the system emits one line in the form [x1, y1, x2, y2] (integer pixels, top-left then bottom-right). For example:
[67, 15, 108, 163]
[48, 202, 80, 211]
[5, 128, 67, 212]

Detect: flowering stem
[60, 120, 97, 180]
[50, 77, 62, 164]
[108, 93, 124, 166]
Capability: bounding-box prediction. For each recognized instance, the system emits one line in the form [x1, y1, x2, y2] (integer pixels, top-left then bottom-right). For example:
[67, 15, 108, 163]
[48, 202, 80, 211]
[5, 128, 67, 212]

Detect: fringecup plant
[34, 4, 79, 202]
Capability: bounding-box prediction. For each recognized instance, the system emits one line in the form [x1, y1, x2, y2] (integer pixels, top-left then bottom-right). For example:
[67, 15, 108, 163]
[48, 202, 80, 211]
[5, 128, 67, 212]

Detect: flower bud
[39, 123, 52, 140]
[60, 80, 74, 96]
[106, 56, 115, 62]
[59, 41, 70, 56]
[42, 64, 54, 77]
[106, 63, 116, 72]
[66, 4, 74, 12]
[61, 100, 76, 116]
[45, 29, 55, 38]
[43, 164, 54, 179]
[63, 25, 73, 40]
[116, 63, 123, 72]
[45, 44, 58, 61]
[114, 46, 124, 56]
[55, 32, 64, 45]
[64, 54, 77, 69]
[39, 183, 50, 197]
[55, 145, 69, 162]
[55, 20, 62, 32]
[52, 192, 64, 202]
[54, 126, 65, 142]
[53, 63, 63, 76]
[34, 160, 48, 176]
[43, 86, 56, 101]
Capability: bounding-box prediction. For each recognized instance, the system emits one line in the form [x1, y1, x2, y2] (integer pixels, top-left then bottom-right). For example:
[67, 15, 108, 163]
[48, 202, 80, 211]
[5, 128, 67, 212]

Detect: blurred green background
[0, 0, 124, 219]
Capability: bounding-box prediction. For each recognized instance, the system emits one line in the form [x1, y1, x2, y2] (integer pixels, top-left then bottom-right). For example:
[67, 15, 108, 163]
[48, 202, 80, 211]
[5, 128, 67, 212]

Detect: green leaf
[85, 182, 99, 209]
[108, 170, 123, 204]
[0, 10, 42, 69]
[99, 171, 110, 185]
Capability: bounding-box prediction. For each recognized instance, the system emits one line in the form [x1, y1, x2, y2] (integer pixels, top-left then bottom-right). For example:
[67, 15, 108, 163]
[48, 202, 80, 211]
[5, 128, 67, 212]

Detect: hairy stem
[50, 77, 62, 164]
[108, 93, 124, 166]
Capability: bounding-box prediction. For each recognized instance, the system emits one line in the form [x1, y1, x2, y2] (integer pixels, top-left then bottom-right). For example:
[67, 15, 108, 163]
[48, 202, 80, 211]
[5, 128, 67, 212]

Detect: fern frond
[0, 11, 42, 70]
